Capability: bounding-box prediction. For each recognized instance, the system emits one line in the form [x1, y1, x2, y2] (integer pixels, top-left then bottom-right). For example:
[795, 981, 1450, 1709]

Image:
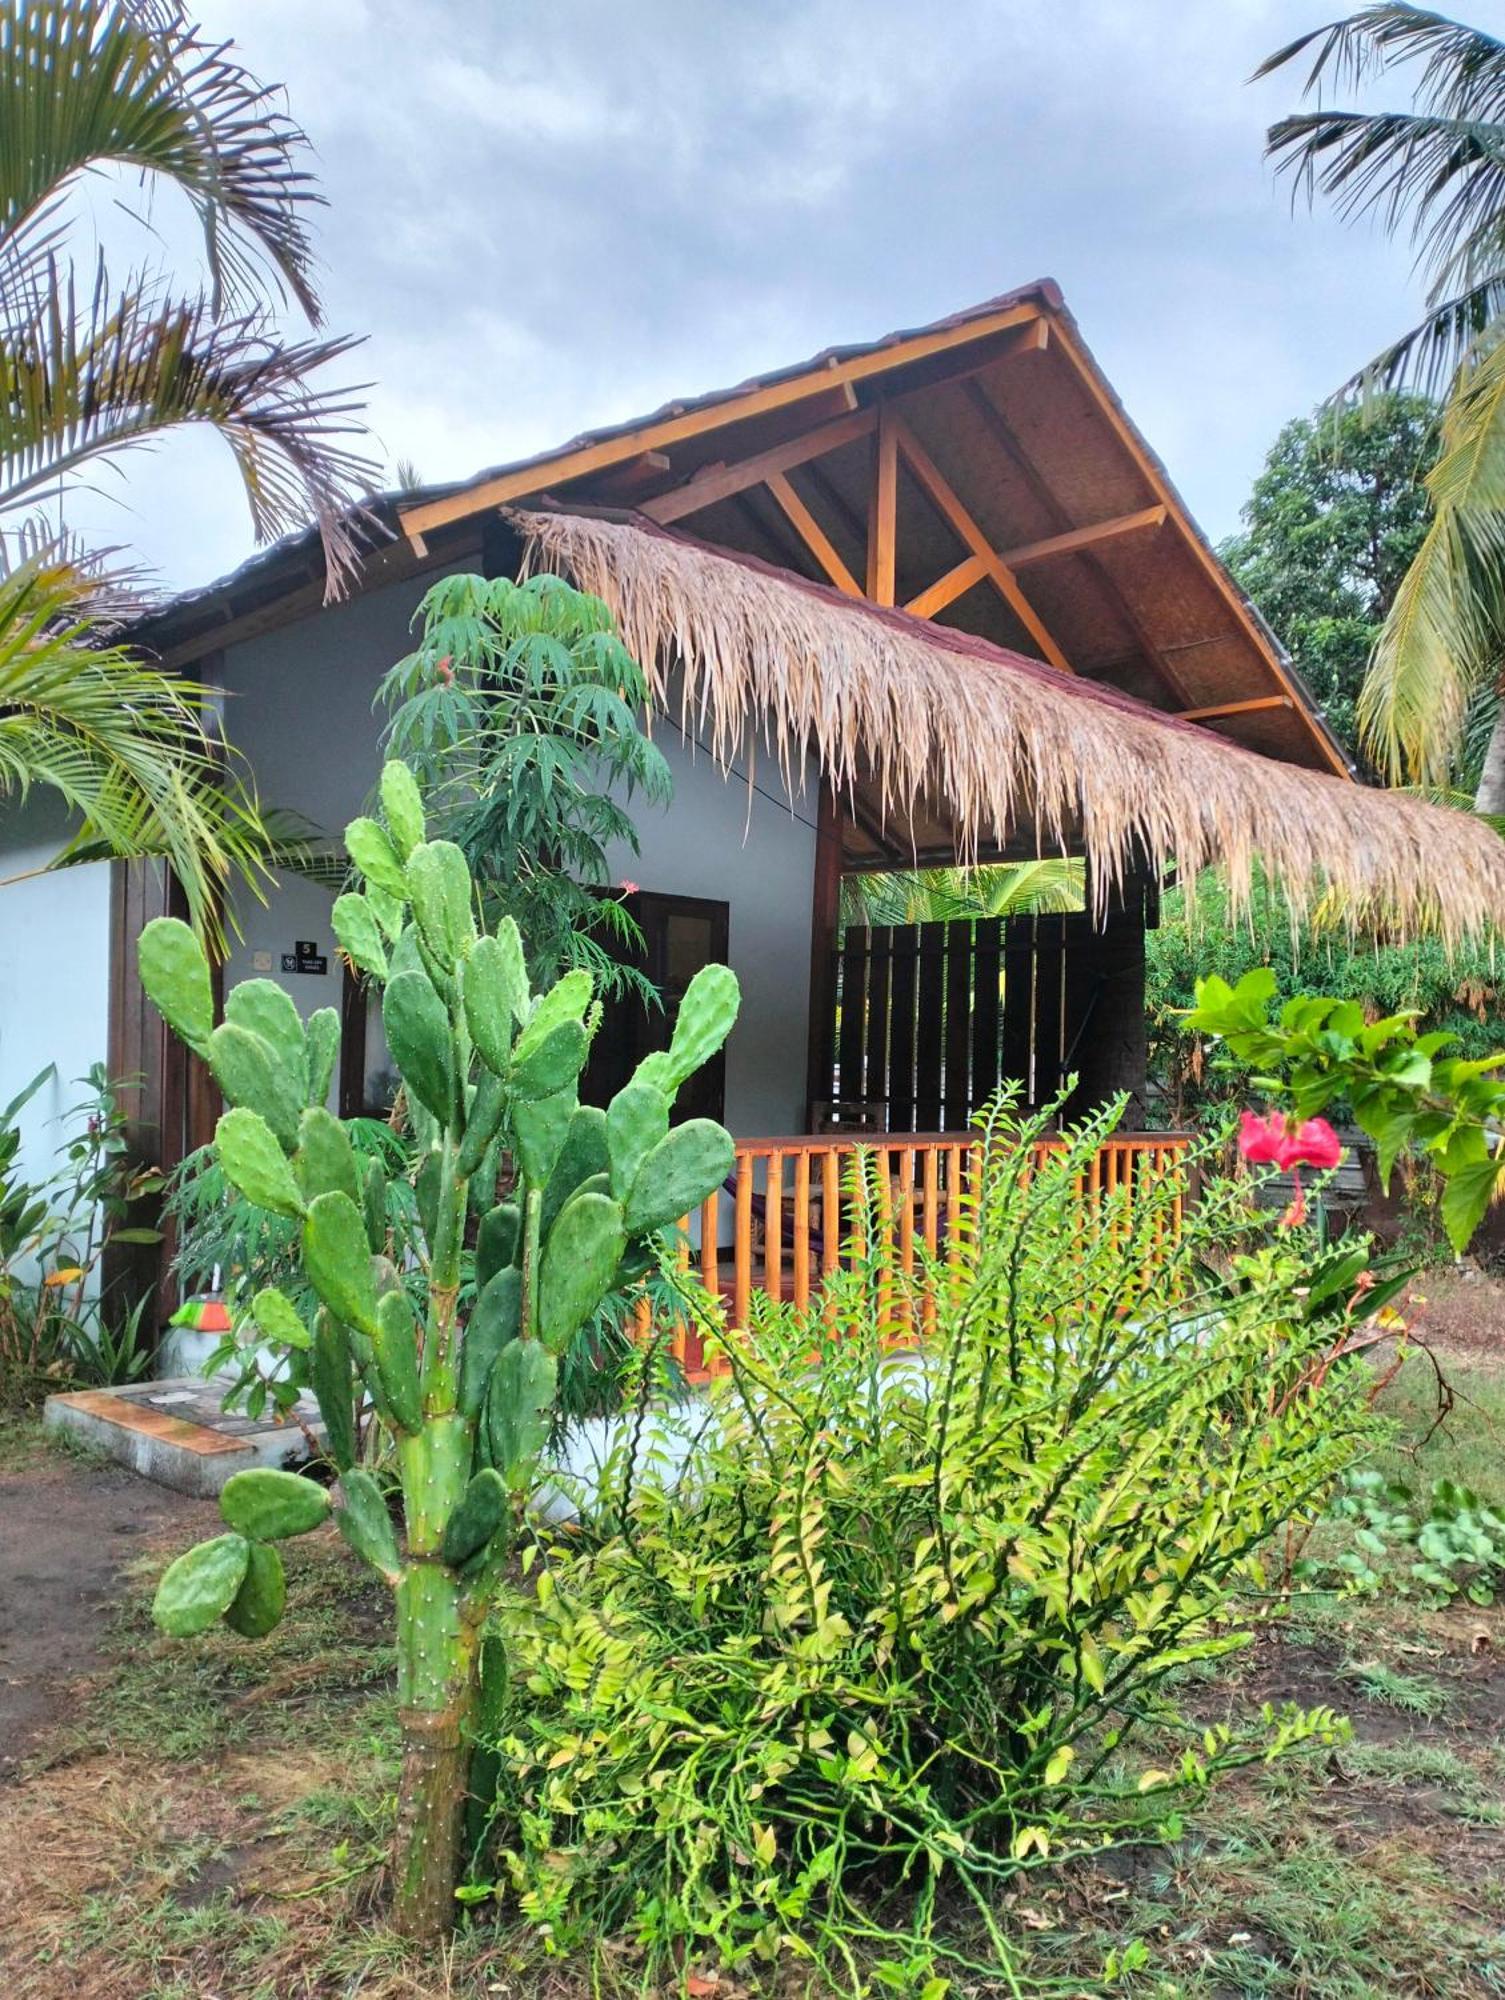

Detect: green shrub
[473, 1096, 1372, 1989]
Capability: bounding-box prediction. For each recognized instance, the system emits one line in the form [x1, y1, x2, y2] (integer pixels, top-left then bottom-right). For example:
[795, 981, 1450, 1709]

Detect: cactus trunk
[393, 1560, 479, 1939]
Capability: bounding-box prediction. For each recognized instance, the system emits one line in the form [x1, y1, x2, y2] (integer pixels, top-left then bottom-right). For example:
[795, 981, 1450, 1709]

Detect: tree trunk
[390, 1412, 479, 1939]
[1474, 697, 1505, 815]
[393, 1648, 479, 1938]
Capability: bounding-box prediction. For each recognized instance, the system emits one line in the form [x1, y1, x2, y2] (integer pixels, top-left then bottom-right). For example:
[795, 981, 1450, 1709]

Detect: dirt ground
[0, 1438, 217, 1777]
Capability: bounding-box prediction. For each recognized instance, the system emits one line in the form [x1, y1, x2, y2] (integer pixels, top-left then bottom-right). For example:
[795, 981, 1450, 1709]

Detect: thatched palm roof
[516, 505, 1505, 941]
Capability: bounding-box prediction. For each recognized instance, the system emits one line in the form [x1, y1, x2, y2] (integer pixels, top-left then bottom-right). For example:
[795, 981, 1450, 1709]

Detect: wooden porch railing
[650, 1131, 1192, 1381]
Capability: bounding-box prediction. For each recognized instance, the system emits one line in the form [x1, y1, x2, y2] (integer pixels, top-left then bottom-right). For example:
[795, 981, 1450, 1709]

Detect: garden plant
[136, 758, 740, 1937]
[1187, 965, 1505, 1251]
[471, 1096, 1380, 1990]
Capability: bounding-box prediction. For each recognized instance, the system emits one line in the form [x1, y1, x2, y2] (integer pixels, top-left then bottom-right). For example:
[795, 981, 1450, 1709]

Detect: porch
[657, 1128, 1192, 1378]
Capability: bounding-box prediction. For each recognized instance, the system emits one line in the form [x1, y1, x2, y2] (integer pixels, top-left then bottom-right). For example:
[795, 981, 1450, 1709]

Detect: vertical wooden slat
[793, 1151, 811, 1311]
[970, 916, 1003, 1117]
[837, 928, 869, 1107]
[915, 924, 946, 1129]
[767, 1150, 785, 1303]
[864, 929, 892, 1114]
[1001, 916, 1034, 1102]
[887, 922, 918, 1131]
[734, 1161, 753, 1332]
[944, 920, 973, 1127]
[822, 1147, 841, 1277]
[1033, 914, 1066, 1104]
[922, 1145, 940, 1256]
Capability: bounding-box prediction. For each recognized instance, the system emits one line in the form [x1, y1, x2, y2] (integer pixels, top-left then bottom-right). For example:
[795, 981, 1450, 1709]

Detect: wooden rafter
[888, 412, 1073, 674]
[899, 503, 1165, 622]
[765, 470, 862, 597]
[1041, 317, 1350, 777]
[1177, 695, 1292, 723]
[960, 380, 1191, 706]
[998, 505, 1166, 570]
[640, 405, 875, 526]
[399, 300, 1043, 541]
[866, 405, 899, 606]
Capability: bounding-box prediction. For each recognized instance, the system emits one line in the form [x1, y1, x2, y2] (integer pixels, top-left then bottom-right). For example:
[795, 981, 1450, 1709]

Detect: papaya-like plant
[138, 760, 739, 1938]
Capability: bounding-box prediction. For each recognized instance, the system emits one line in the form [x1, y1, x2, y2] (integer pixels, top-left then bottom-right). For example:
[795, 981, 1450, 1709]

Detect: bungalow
[5, 278, 1501, 1326]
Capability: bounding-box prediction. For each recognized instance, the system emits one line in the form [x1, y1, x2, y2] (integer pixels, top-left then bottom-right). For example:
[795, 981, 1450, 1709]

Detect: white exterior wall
[218, 573, 817, 1139]
[0, 797, 113, 1196]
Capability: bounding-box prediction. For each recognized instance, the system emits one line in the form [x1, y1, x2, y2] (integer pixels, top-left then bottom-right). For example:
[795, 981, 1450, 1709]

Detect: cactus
[138, 754, 739, 1940]
[220, 1466, 331, 1540]
[216, 1108, 305, 1217]
[224, 1542, 286, 1638]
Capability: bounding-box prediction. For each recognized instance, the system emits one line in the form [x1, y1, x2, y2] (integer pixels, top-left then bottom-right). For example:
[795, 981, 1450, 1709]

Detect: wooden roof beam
[765, 470, 862, 597]
[1177, 695, 1293, 723]
[960, 380, 1193, 706]
[903, 507, 1167, 621]
[888, 412, 1074, 674]
[399, 301, 1044, 541]
[1041, 317, 1349, 779]
[641, 405, 875, 525]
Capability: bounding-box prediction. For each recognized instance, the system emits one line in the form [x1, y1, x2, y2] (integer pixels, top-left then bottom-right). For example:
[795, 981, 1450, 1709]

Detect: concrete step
[44, 1378, 324, 1497]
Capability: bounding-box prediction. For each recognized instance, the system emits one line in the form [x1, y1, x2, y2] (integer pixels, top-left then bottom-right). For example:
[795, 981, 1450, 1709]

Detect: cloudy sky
[92, 0, 1429, 595]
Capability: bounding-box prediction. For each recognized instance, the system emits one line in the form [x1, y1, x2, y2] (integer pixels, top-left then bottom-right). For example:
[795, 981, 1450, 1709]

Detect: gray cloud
[74, 0, 1422, 594]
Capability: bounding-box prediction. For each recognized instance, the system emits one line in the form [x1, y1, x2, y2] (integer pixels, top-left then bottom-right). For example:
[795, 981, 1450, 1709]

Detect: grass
[10, 1300, 1505, 1996]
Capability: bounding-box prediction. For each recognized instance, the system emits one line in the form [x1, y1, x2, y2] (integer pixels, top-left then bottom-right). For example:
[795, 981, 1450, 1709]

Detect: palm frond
[0, 549, 272, 943]
[1358, 337, 1505, 780]
[0, 1, 322, 318]
[840, 859, 1086, 929]
[1260, 6, 1505, 393]
[0, 259, 375, 583]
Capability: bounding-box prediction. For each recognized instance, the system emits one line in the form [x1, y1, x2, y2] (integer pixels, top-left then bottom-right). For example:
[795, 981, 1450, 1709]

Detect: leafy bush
[1146, 868, 1505, 1127]
[0, 1064, 159, 1402]
[472, 1097, 1370, 1989]
[1321, 1467, 1505, 1605]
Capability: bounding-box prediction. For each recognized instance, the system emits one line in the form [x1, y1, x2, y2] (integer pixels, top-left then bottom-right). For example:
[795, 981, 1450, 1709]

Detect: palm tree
[0, 2, 375, 938]
[839, 857, 1085, 929]
[1258, 5, 1505, 809]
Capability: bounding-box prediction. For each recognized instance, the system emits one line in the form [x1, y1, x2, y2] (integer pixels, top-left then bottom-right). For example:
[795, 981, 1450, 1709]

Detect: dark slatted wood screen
[827, 911, 1134, 1132]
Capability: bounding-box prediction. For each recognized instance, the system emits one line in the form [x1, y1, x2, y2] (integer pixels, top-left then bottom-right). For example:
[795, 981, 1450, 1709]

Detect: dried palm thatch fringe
[514, 506, 1505, 943]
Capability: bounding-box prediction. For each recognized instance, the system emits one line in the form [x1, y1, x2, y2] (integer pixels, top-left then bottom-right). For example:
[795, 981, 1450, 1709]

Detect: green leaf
[382, 969, 454, 1125]
[624, 1119, 735, 1236]
[223, 1541, 286, 1638]
[539, 1191, 626, 1352]
[303, 1190, 379, 1336]
[138, 917, 214, 1053]
[251, 1287, 311, 1350]
[372, 1288, 423, 1433]
[485, 1339, 556, 1486]
[208, 1023, 304, 1150]
[380, 759, 426, 859]
[509, 1018, 588, 1102]
[296, 1106, 360, 1204]
[464, 933, 524, 1073]
[152, 1533, 251, 1637]
[336, 1467, 402, 1583]
[345, 814, 409, 898]
[332, 892, 389, 980]
[215, 1107, 304, 1216]
[405, 839, 475, 966]
[1441, 1156, 1504, 1254]
[219, 1467, 330, 1540]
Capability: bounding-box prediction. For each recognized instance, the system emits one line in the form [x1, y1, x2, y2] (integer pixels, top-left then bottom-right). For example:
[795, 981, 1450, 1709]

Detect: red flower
[1238, 1109, 1292, 1168]
[1238, 1107, 1343, 1230]
[1237, 1109, 1342, 1174]
[1292, 1118, 1342, 1171]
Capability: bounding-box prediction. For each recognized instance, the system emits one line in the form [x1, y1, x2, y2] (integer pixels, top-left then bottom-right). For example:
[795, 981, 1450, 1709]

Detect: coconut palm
[0, 2, 375, 937]
[839, 857, 1085, 929]
[1259, 5, 1505, 808]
